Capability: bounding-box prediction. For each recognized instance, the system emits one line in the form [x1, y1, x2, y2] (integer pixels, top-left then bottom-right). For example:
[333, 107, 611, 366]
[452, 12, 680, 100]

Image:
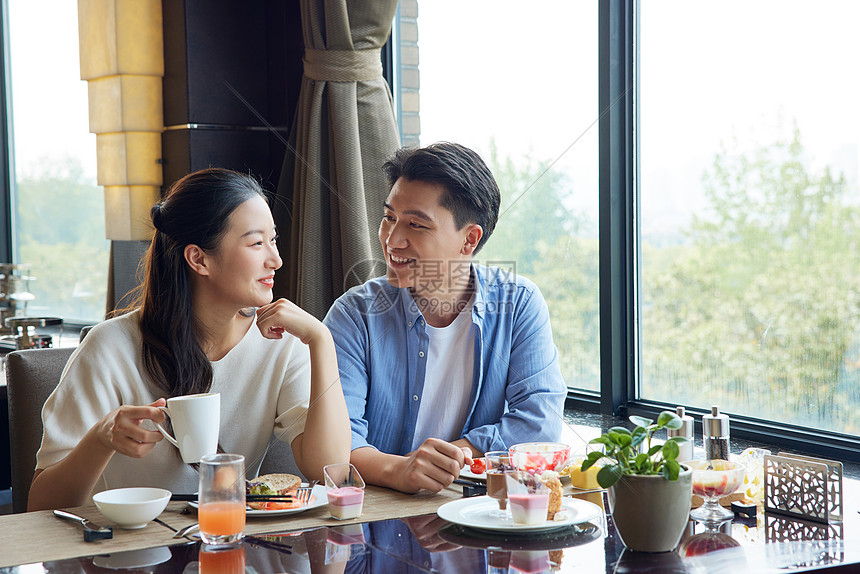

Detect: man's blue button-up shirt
[323, 265, 568, 455]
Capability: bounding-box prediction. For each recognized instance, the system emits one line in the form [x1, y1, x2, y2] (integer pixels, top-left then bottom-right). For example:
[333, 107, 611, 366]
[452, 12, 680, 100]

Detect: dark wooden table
[3, 412, 858, 572]
[1, 485, 858, 573]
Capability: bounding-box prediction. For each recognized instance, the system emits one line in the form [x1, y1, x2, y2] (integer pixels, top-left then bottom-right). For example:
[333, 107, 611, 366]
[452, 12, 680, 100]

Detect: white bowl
[92, 487, 171, 529]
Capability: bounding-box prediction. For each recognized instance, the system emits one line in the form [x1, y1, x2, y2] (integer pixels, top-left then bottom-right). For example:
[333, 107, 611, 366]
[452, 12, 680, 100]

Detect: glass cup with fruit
[688, 459, 746, 525]
[739, 447, 770, 502]
[485, 451, 514, 519]
[509, 442, 571, 474]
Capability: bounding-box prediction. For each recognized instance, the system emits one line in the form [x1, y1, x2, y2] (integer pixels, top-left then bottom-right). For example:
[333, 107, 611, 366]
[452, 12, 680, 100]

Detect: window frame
[0, 0, 14, 263]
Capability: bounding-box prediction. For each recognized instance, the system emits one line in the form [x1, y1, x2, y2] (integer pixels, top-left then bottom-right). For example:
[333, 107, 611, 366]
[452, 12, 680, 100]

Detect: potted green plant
[581, 410, 693, 552]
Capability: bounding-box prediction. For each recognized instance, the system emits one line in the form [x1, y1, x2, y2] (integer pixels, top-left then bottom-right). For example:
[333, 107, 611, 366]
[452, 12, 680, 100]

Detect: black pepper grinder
[703, 405, 730, 460]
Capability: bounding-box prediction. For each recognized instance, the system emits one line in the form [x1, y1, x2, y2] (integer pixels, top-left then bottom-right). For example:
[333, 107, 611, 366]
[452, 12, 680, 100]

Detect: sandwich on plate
[246, 473, 305, 510]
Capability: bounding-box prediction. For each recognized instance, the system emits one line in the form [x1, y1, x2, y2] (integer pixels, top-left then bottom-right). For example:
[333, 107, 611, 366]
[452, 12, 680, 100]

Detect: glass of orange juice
[199, 454, 246, 545]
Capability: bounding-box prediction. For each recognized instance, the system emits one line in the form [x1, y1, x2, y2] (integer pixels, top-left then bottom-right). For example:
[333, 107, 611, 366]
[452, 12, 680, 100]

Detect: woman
[28, 168, 350, 511]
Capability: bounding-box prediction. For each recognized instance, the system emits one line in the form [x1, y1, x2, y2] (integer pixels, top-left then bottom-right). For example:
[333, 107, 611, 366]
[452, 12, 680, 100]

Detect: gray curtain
[274, 0, 401, 319]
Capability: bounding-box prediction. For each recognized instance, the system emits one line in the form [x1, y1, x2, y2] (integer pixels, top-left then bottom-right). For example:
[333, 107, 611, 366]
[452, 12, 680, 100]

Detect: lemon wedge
[562, 459, 602, 489]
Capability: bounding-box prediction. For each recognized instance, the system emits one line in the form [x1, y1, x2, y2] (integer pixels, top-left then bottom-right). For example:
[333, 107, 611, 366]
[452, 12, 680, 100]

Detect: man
[324, 142, 566, 493]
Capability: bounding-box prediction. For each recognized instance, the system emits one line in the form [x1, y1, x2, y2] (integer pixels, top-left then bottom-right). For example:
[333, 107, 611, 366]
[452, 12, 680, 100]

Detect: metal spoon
[172, 522, 200, 539]
[54, 509, 113, 542]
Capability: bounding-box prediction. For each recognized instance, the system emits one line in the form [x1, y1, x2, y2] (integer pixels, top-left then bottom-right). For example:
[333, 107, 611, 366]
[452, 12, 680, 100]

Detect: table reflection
[19, 503, 860, 574]
[334, 520, 487, 573]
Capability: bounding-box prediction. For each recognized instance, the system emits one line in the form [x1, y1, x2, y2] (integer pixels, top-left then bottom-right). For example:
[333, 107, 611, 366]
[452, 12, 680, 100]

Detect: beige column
[77, 0, 163, 240]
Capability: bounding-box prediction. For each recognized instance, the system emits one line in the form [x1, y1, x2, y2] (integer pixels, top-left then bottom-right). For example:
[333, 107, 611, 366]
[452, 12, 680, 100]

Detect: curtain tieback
[303, 48, 383, 82]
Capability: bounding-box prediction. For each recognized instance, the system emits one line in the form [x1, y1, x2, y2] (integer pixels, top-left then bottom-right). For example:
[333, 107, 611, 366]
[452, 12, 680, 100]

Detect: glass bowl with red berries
[509, 442, 571, 473]
[688, 459, 746, 525]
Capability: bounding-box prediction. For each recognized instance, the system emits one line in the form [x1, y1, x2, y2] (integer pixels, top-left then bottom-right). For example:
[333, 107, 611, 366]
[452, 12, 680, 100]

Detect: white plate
[189, 484, 328, 517]
[437, 496, 602, 533]
[459, 463, 487, 481]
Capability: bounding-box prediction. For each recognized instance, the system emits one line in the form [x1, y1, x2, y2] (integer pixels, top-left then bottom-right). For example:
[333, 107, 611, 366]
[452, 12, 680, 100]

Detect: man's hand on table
[394, 438, 473, 493]
[351, 439, 474, 494]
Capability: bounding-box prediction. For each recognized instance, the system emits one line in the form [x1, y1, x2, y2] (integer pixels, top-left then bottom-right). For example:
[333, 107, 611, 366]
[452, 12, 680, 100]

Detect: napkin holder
[765, 514, 844, 571]
[765, 512, 844, 543]
[764, 453, 843, 524]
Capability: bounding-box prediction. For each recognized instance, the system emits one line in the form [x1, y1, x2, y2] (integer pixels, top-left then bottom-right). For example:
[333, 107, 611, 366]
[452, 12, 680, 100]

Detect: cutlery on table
[172, 522, 200, 539]
[245, 535, 293, 555]
[171, 493, 298, 502]
[174, 480, 320, 504]
[453, 478, 484, 488]
[152, 517, 177, 533]
[454, 478, 487, 497]
[53, 509, 113, 542]
[295, 480, 319, 505]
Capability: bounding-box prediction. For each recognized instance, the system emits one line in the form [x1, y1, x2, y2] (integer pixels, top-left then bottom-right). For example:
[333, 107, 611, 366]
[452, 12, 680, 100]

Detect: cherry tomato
[470, 458, 486, 474]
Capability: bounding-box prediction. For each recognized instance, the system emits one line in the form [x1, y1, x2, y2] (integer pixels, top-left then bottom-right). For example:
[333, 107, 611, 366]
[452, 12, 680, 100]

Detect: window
[4, 0, 108, 324]
[639, 1, 860, 437]
[404, 1, 860, 460]
[410, 0, 601, 391]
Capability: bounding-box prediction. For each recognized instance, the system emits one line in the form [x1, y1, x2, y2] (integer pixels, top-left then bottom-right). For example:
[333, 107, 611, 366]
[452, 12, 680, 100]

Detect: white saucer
[459, 465, 486, 481]
[437, 495, 602, 533]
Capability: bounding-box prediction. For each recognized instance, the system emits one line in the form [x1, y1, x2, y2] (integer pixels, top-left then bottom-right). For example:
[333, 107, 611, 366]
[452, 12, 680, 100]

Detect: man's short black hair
[382, 142, 501, 253]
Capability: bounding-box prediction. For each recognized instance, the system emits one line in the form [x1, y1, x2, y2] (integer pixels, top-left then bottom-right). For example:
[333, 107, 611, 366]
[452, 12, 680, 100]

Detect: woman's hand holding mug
[155, 393, 221, 463]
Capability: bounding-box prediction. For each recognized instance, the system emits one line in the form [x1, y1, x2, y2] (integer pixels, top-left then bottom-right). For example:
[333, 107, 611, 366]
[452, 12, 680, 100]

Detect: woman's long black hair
[139, 168, 266, 397]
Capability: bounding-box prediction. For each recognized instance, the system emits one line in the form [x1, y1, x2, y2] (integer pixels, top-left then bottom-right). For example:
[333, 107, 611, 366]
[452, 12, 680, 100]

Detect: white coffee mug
[155, 393, 220, 463]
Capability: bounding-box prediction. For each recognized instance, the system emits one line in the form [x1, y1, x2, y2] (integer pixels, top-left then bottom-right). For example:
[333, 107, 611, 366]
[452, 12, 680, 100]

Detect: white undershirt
[411, 296, 476, 450]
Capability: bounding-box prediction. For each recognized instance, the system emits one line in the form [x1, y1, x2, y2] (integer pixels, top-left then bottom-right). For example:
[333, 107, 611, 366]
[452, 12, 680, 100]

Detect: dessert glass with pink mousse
[323, 463, 366, 520]
[505, 471, 550, 526]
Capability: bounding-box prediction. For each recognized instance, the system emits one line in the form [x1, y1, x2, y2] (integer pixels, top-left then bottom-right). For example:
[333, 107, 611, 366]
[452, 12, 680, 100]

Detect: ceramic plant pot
[607, 466, 693, 553]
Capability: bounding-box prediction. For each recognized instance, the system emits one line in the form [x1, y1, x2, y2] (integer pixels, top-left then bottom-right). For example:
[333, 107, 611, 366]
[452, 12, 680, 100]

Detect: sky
[417, 1, 600, 226]
[416, 0, 860, 239]
[5, 0, 859, 239]
[8, 0, 96, 180]
[639, 0, 860, 238]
